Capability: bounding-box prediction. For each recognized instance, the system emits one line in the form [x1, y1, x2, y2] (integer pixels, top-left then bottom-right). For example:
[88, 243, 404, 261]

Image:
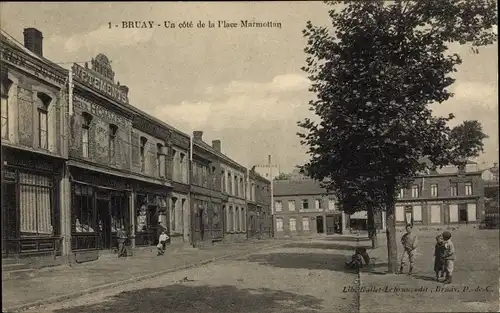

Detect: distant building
[253, 164, 280, 180]
[482, 163, 499, 228]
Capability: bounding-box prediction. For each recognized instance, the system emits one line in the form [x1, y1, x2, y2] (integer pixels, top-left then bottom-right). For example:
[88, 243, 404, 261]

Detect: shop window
[1, 75, 13, 140]
[72, 184, 96, 233]
[82, 112, 92, 158]
[110, 192, 128, 232]
[109, 124, 118, 162]
[140, 136, 147, 172]
[37, 92, 51, 150]
[135, 194, 155, 233]
[19, 172, 54, 236]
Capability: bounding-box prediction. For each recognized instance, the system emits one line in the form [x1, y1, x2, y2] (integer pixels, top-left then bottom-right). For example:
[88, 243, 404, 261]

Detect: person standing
[116, 225, 128, 258]
[442, 231, 455, 284]
[433, 234, 446, 281]
[399, 224, 418, 275]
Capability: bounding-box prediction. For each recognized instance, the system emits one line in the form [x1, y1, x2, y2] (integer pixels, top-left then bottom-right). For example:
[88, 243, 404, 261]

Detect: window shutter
[131, 132, 140, 167]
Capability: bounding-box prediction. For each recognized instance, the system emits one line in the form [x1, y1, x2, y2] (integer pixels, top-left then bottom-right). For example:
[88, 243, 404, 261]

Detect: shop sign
[133, 115, 171, 140]
[72, 63, 129, 105]
[4, 155, 54, 172]
[73, 94, 130, 128]
[0, 46, 65, 86]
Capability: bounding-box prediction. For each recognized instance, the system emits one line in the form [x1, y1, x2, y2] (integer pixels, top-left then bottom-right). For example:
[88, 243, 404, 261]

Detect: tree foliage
[297, 0, 496, 271]
[274, 172, 293, 181]
[298, 0, 496, 213]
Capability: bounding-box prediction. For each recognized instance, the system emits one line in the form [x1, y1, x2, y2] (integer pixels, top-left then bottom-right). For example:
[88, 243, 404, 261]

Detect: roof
[273, 179, 331, 196]
[193, 139, 247, 172]
[249, 168, 270, 184]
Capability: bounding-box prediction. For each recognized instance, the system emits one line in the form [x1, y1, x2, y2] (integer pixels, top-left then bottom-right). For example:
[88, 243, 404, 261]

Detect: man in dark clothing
[116, 225, 128, 257]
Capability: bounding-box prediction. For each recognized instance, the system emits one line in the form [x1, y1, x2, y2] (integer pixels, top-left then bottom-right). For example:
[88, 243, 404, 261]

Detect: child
[345, 247, 370, 270]
[433, 234, 446, 281]
[442, 231, 455, 284]
[157, 231, 169, 256]
[399, 224, 418, 275]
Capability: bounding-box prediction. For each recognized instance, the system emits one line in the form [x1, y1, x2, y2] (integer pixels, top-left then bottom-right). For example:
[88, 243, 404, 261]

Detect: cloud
[450, 81, 497, 105]
[205, 74, 310, 96]
[46, 25, 154, 53]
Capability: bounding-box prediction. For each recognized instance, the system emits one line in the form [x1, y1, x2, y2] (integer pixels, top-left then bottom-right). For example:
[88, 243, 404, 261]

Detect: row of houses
[0, 28, 272, 265]
[273, 162, 493, 237]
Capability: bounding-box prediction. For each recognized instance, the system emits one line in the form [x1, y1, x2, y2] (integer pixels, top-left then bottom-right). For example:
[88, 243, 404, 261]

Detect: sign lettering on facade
[73, 95, 130, 128]
[0, 46, 65, 85]
[133, 115, 171, 140]
[72, 63, 129, 105]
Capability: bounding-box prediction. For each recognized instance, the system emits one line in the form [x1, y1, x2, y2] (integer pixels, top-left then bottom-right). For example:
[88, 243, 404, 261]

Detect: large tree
[298, 0, 496, 272]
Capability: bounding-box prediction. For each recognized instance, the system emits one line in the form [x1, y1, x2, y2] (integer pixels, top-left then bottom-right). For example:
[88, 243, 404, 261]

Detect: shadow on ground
[282, 242, 370, 251]
[324, 236, 371, 242]
[53, 284, 323, 313]
[247, 252, 360, 272]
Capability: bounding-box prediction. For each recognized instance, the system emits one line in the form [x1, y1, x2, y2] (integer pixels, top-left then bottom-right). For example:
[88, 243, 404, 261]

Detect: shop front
[191, 194, 223, 244]
[1, 147, 64, 258]
[134, 189, 168, 247]
[69, 167, 132, 255]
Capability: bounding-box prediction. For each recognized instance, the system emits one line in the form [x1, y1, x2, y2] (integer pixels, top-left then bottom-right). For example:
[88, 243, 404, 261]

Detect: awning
[350, 211, 368, 219]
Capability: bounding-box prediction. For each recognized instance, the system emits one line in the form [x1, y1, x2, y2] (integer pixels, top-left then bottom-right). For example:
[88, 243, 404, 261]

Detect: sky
[1, 2, 498, 172]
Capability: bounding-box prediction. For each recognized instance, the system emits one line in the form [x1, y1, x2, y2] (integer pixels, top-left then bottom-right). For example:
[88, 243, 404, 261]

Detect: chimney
[23, 28, 43, 57]
[193, 131, 203, 141]
[212, 140, 221, 152]
[119, 85, 129, 97]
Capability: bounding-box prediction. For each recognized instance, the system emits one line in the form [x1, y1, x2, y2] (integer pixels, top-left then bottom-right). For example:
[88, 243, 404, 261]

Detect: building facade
[247, 167, 273, 239]
[1, 29, 68, 262]
[394, 162, 485, 228]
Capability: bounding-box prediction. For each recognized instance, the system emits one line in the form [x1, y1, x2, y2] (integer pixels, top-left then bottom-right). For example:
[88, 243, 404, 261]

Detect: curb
[5, 242, 285, 313]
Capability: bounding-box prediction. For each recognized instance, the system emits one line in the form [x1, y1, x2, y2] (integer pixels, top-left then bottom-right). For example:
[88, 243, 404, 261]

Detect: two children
[435, 231, 455, 284]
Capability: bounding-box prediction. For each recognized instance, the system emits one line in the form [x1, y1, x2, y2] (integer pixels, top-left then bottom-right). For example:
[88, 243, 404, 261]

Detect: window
[140, 136, 147, 172]
[241, 207, 246, 231]
[240, 177, 244, 197]
[328, 199, 336, 211]
[81, 113, 92, 158]
[109, 124, 118, 162]
[20, 172, 54, 236]
[430, 184, 438, 197]
[275, 200, 283, 212]
[288, 200, 296, 211]
[411, 185, 420, 198]
[37, 93, 51, 150]
[289, 218, 296, 231]
[450, 183, 458, 196]
[302, 217, 310, 231]
[180, 153, 185, 181]
[221, 170, 226, 192]
[227, 206, 234, 231]
[234, 175, 238, 196]
[465, 182, 473, 196]
[157, 143, 164, 177]
[315, 199, 322, 209]
[228, 172, 232, 194]
[301, 199, 309, 210]
[235, 207, 240, 231]
[276, 218, 283, 232]
[398, 189, 404, 198]
[1, 76, 12, 140]
[172, 149, 177, 180]
[72, 184, 95, 234]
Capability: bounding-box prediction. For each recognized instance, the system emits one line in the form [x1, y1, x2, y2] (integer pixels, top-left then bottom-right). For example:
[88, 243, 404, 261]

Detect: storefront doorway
[2, 181, 16, 256]
[97, 198, 111, 249]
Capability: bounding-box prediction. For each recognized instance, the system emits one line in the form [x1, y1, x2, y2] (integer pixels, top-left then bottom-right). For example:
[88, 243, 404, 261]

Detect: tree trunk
[385, 204, 398, 273]
[367, 208, 378, 249]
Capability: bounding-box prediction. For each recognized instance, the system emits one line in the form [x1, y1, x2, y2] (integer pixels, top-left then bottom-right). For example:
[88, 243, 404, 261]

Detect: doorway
[199, 208, 205, 240]
[316, 216, 324, 233]
[325, 215, 335, 235]
[97, 198, 111, 249]
[2, 182, 17, 256]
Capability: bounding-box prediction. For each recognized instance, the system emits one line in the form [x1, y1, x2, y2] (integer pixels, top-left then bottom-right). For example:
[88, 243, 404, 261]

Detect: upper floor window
[180, 153, 186, 179]
[398, 189, 404, 198]
[140, 136, 147, 172]
[465, 182, 473, 196]
[157, 143, 164, 177]
[221, 170, 226, 192]
[411, 185, 420, 198]
[288, 200, 296, 211]
[275, 200, 282, 212]
[302, 199, 309, 210]
[1, 76, 13, 140]
[430, 184, 438, 197]
[234, 175, 238, 196]
[227, 172, 232, 194]
[328, 199, 336, 211]
[450, 183, 458, 196]
[37, 92, 52, 150]
[240, 177, 244, 196]
[315, 199, 322, 209]
[81, 112, 92, 158]
[109, 124, 118, 162]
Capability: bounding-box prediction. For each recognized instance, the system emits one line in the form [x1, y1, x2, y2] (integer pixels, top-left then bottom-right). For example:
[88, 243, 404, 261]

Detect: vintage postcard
[1, 1, 498, 313]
